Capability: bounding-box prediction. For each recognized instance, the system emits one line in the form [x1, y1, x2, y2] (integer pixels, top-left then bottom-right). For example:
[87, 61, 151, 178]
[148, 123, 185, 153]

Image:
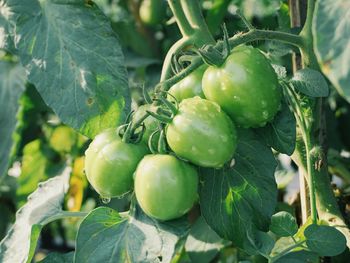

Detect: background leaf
[4, 0, 130, 138]
[0, 60, 26, 179]
[0, 166, 71, 263]
[290, 68, 329, 97]
[313, 0, 350, 101]
[256, 99, 296, 155]
[75, 206, 188, 263]
[199, 130, 278, 253]
[16, 139, 66, 207]
[304, 224, 347, 257]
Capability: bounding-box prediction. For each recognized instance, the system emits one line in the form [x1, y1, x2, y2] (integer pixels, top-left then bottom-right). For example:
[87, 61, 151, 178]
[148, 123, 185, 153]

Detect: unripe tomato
[202, 45, 282, 128]
[168, 65, 207, 102]
[134, 154, 198, 221]
[133, 104, 158, 145]
[139, 0, 166, 26]
[166, 97, 237, 168]
[84, 129, 148, 198]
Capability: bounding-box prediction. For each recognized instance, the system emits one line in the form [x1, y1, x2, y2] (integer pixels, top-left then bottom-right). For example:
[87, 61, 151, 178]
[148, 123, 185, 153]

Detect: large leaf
[2, 0, 130, 138]
[313, 0, 350, 102]
[38, 252, 74, 263]
[199, 130, 278, 252]
[0, 7, 15, 52]
[256, 99, 296, 155]
[0, 166, 71, 263]
[0, 60, 26, 179]
[185, 217, 227, 263]
[75, 206, 189, 263]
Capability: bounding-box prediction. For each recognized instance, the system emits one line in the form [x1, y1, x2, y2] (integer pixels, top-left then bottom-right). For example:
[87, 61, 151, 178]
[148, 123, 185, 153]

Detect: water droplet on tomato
[100, 196, 111, 204]
[262, 111, 269, 119]
[261, 100, 267, 107]
[220, 135, 228, 142]
[191, 146, 198, 152]
[208, 149, 215, 155]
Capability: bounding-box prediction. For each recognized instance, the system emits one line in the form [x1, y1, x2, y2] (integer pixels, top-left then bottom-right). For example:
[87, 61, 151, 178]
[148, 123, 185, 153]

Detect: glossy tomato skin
[166, 97, 237, 168]
[84, 129, 148, 198]
[134, 154, 198, 221]
[133, 104, 158, 145]
[202, 45, 281, 128]
[139, 0, 166, 26]
[168, 65, 207, 102]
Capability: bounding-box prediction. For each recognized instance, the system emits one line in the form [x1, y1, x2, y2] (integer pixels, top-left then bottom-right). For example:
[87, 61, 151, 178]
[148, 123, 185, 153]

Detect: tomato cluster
[84, 46, 281, 221]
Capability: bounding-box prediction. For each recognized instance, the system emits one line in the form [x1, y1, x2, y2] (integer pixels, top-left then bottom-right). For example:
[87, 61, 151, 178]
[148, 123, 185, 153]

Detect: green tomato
[133, 104, 159, 145]
[134, 154, 198, 221]
[202, 45, 282, 128]
[168, 65, 207, 102]
[139, 0, 166, 26]
[84, 129, 148, 198]
[166, 97, 237, 168]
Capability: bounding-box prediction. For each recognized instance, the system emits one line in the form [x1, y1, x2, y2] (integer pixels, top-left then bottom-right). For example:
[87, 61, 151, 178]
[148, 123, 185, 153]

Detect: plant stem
[167, 0, 194, 37]
[304, 134, 318, 224]
[179, 0, 216, 46]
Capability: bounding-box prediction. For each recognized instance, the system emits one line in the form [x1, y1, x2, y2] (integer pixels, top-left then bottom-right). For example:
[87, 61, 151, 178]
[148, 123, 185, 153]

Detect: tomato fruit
[133, 104, 158, 145]
[168, 65, 207, 102]
[134, 154, 198, 221]
[139, 0, 166, 26]
[202, 45, 282, 128]
[84, 129, 148, 198]
[166, 97, 237, 168]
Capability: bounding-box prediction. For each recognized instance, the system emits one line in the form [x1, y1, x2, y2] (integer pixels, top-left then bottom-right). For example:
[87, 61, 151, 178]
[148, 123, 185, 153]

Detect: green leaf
[304, 224, 346, 257]
[274, 250, 319, 263]
[0, 166, 71, 263]
[0, 60, 26, 179]
[246, 230, 275, 256]
[16, 139, 65, 207]
[290, 68, 329, 97]
[185, 217, 227, 263]
[270, 211, 298, 237]
[313, 0, 350, 102]
[4, 0, 130, 138]
[75, 206, 188, 263]
[256, 99, 296, 155]
[38, 252, 74, 263]
[199, 130, 278, 253]
[0, 12, 15, 52]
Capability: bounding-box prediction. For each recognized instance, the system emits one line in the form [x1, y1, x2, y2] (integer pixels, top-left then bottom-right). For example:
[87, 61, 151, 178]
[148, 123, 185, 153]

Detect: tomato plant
[1, 0, 350, 263]
[134, 154, 198, 221]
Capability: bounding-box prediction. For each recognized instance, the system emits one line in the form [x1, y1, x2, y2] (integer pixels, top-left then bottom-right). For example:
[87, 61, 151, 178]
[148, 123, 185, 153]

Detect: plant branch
[167, 0, 194, 37]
